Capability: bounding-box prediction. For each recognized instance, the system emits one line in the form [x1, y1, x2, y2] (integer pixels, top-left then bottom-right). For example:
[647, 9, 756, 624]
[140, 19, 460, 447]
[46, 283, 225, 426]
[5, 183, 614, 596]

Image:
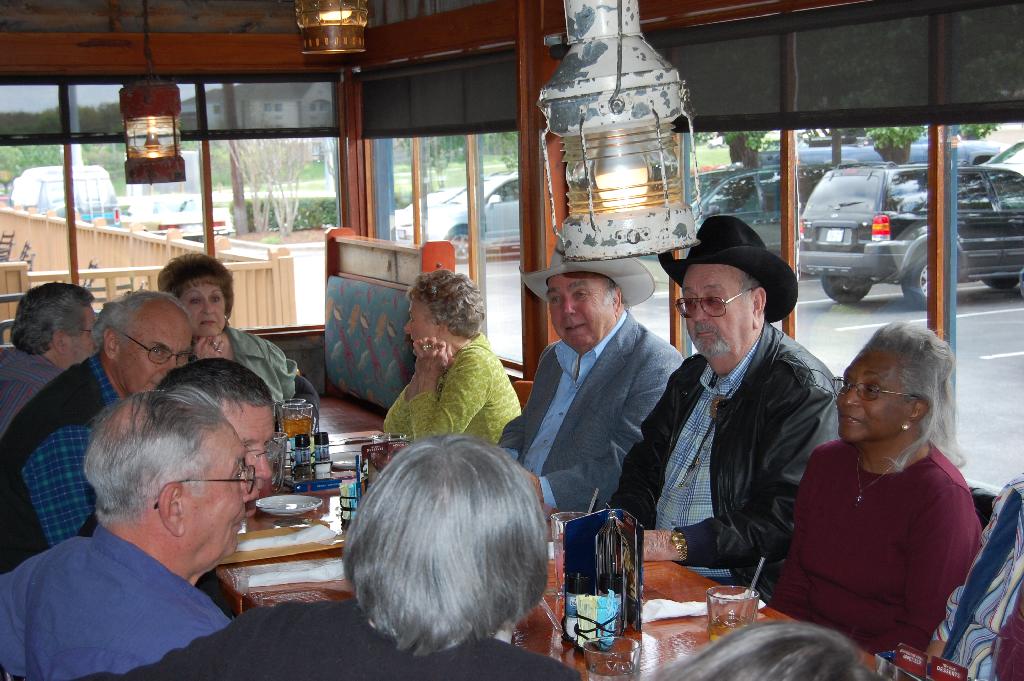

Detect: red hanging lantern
[119, 81, 185, 184]
[119, 0, 185, 185]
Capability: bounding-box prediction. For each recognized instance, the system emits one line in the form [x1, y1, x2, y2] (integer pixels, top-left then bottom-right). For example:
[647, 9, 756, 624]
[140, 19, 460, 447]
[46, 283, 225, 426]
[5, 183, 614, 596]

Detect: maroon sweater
[770, 440, 981, 653]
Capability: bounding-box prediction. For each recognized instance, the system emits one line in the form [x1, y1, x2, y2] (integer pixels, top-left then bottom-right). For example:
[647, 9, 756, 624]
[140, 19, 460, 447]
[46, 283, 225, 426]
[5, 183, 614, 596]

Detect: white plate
[255, 495, 323, 517]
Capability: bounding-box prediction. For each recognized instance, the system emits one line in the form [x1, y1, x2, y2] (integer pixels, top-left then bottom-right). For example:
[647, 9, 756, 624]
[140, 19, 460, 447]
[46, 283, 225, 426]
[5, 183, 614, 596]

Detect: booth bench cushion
[325, 275, 414, 410]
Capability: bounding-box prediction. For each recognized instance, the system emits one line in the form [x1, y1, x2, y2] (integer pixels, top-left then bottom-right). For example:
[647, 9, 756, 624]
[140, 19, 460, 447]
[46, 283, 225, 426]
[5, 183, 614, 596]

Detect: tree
[228, 139, 310, 237]
[724, 131, 769, 168]
[960, 123, 999, 140]
[865, 126, 925, 163]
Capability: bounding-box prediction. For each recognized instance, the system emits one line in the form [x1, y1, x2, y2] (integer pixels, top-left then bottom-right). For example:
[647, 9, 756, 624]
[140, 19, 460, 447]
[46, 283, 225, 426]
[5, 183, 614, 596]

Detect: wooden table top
[218, 487, 788, 678]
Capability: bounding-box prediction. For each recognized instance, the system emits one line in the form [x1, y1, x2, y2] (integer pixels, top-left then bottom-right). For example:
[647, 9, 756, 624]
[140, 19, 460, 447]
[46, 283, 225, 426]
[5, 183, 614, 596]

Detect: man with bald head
[0, 290, 193, 572]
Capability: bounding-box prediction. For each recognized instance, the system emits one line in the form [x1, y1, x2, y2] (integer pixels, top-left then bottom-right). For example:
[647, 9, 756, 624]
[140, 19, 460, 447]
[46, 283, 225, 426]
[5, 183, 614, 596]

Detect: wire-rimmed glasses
[832, 377, 919, 401]
[119, 330, 192, 367]
[153, 462, 256, 509]
[674, 288, 753, 318]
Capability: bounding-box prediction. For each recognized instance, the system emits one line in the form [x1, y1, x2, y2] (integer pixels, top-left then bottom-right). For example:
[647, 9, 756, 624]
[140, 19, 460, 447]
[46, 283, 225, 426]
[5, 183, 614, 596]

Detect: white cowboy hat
[522, 249, 655, 307]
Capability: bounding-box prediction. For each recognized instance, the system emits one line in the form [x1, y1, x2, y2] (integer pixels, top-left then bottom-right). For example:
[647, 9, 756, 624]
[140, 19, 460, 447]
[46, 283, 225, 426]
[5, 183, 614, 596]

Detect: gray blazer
[500, 313, 681, 511]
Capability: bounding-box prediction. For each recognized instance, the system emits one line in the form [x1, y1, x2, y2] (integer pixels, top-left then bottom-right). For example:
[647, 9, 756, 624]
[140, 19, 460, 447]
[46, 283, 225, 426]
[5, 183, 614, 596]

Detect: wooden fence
[0, 208, 297, 328]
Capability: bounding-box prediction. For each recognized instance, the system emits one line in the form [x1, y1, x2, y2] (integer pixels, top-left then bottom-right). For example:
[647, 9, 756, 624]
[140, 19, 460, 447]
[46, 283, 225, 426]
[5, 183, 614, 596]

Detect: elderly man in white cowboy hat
[499, 250, 681, 512]
[609, 215, 836, 600]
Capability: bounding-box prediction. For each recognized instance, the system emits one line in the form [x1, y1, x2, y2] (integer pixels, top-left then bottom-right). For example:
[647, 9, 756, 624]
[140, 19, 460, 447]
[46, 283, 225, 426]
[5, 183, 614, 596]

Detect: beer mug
[280, 399, 315, 439]
[265, 432, 289, 493]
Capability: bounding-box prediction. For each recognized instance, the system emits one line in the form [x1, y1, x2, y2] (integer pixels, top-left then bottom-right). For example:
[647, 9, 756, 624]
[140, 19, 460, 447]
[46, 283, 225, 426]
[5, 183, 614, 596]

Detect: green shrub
[243, 197, 338, 233]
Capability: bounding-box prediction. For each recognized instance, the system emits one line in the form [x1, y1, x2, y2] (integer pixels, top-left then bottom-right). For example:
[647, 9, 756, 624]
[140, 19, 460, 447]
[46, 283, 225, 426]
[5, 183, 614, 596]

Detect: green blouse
[383, 334, 520, 444]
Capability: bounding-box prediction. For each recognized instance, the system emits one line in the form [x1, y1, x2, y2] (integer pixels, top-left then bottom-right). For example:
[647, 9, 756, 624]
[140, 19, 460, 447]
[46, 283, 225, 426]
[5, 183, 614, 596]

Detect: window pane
[795, 17, 927, 110]
[662, 36, 779, 117]
[474, 132, 521, 363]
[954, 121, 1024, 488]
[208, 137, 338, 327]
[419, 135, 468, 253]
[795, 126, 931, 425]
[0, 85, 61, 136]
[4, 145, 70, 274]
[377, 138, 412, 242]
[69, 85, 123, 134]
[952, 6, 1024, 105]
[205, 82, 336, 131]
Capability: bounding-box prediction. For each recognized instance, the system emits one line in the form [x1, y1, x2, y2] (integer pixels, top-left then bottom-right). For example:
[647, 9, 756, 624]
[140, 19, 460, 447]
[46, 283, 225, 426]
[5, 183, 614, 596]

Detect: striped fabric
[0, 349, 61, 439]
[934, 475, 1024, 680]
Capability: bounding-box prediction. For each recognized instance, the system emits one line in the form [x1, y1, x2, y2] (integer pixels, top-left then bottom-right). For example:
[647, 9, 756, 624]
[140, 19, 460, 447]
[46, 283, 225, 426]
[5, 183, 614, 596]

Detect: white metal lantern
[538, 0, 698, 260]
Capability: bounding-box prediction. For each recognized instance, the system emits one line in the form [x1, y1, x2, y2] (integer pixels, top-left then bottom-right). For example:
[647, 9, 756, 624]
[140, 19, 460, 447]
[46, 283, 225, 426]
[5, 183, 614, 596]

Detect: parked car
[9, 165, 121, 225]
[760, 138, 1003, 168]
[122, 194, 234, 242]
[393, 173, 520, 258]
[986, 140, 1024, 169]
[799, 163, 1024, 307]
[698, 164, 831, 256]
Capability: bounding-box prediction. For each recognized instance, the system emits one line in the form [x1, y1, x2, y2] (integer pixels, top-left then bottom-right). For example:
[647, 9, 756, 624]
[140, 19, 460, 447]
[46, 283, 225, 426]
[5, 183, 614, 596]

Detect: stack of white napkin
[642, 598, 767, 623]
[234, 524, 337, 553]
[246, 560, 345, 588]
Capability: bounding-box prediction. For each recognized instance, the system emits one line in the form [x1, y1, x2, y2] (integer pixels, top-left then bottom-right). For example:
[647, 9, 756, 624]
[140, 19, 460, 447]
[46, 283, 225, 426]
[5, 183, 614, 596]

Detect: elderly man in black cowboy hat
[609, 215, 836, 599]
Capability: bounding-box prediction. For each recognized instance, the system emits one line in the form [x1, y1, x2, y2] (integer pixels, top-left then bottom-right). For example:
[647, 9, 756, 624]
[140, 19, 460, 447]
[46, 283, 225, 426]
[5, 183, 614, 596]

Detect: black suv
[799, 163, 1024, 307]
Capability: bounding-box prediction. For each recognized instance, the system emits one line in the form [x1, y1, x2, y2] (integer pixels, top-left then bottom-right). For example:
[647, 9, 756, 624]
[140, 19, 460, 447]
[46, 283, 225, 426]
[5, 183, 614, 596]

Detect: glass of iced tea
[706, 585, 759, 641]
[280, 399, 314, 439]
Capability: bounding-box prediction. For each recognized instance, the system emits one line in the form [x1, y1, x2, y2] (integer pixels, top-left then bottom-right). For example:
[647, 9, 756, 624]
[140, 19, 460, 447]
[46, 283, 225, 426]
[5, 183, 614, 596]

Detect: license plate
[825, 228, 844, 243]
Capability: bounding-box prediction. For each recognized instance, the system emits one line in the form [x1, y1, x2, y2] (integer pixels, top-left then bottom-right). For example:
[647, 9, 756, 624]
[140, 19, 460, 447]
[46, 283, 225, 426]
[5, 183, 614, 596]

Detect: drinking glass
[280, 399, 315, 439]
[706, 585, 759, 641]
[265, 432, 289, 493]
[550, 511, 587, 597]
[582, 637, 640, 680]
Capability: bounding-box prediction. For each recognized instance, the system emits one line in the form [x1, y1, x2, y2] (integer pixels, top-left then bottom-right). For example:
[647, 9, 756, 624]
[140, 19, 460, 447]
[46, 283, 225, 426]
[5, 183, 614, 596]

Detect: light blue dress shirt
[521, 312, 629, 506]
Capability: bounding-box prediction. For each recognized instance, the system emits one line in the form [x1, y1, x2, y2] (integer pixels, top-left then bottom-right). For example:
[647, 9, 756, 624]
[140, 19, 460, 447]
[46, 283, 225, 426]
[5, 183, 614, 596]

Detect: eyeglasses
[832, 377, 919, 401]
[119, 331, 192, 367]
[153, 462, 256, 509]
[675, 289, 753, 318]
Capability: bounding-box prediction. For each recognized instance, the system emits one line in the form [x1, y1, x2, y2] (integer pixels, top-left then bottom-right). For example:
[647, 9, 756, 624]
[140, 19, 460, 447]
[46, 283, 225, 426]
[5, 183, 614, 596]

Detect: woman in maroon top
[770, 322, 981, 653]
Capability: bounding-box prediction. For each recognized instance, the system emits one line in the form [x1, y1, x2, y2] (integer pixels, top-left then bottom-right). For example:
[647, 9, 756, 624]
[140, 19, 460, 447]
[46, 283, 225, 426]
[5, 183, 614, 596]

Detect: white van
[10, 166, 121, 225]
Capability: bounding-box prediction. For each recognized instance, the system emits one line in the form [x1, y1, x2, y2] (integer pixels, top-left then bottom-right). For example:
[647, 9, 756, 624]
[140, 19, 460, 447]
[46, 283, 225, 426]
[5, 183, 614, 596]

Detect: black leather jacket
[610, 325, 837, 598]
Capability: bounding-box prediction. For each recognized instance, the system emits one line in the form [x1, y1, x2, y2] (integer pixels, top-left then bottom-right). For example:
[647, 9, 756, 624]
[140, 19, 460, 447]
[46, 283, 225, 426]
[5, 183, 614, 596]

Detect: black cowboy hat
[658, 215, 798, 323]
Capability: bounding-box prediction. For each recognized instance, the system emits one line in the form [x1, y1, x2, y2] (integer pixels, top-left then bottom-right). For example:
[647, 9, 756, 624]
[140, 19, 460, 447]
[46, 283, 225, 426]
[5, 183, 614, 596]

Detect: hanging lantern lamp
[538, 0, 698, 260]
[119, 0, 185, 185]
[295, 0, 369, 54]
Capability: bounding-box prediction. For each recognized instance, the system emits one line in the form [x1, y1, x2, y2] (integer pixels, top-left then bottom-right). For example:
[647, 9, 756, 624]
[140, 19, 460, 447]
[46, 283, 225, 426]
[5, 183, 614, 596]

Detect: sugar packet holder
[875, 643, 971, 681]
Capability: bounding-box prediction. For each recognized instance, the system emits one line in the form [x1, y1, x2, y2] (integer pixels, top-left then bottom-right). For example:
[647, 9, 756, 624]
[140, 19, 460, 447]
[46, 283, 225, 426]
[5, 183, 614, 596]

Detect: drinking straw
[748, 556, 766, 597]
[586, 488, 600, 514]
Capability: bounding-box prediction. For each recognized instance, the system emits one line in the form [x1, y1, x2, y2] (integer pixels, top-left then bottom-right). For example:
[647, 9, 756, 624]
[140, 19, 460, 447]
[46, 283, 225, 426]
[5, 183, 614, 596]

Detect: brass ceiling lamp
[295, 0, 369, 54]
[118, 0, 185, 184]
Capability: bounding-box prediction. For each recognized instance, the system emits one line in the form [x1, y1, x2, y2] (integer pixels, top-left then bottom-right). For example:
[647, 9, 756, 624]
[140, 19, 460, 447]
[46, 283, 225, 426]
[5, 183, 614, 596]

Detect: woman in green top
[384, 269, 520, 444]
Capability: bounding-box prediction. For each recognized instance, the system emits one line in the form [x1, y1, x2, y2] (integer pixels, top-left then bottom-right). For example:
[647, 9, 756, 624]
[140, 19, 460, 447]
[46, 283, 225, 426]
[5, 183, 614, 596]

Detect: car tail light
[114, 208, 121, 224]
[799, 218, 806, 239]
[871, 215, 890, 241]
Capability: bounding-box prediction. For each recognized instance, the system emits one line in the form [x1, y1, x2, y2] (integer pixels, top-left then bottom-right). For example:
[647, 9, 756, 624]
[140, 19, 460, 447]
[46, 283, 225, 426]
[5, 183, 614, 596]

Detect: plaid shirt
[20, 355, 119, 546]
[655, 338, 760, 581]
[0, 349, 61, 439]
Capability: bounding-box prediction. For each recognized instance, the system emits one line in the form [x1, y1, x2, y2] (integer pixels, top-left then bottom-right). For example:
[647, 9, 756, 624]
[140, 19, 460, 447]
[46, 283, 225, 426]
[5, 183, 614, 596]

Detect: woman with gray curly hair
[383, 269, 519, 443]
[771, 322, 980, 653]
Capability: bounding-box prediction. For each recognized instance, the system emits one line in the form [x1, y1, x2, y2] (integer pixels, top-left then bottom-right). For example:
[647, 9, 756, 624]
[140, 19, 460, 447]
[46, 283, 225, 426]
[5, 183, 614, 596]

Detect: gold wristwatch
[670, 530, 688, 562]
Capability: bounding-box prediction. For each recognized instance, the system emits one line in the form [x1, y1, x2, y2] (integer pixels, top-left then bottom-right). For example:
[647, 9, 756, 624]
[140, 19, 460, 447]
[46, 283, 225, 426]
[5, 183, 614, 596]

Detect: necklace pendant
[854, 494, 863, 507]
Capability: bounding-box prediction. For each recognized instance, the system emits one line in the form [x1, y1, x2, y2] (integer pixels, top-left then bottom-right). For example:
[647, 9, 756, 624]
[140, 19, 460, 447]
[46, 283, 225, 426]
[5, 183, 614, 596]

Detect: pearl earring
[901, 423, 910, 431]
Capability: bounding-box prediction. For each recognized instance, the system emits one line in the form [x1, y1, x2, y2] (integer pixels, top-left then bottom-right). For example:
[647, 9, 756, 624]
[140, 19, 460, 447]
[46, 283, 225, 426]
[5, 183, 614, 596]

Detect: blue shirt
[656, 337, 761, 580]
[0, 526, 229, 680]
[521, 312, 629, 506]
[20, 354, 119, 546]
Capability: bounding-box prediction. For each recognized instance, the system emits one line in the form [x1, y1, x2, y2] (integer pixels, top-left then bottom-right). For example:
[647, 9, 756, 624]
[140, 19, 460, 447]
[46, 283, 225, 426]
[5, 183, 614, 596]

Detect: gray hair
[408, 269, 485, 338]
[85, 387, 231, 524]
[656, 622, 882, 681]
[157, 358, 274, 409]
[855, 322, 960, 470]
[92, 290, 188, 348]
[11, 283, 94, 354]
[344, 435, 547, 655]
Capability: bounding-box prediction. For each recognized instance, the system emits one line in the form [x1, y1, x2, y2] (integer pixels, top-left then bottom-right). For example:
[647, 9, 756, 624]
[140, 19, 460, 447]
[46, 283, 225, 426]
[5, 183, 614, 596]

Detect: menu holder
[563, 509, 644, 635]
